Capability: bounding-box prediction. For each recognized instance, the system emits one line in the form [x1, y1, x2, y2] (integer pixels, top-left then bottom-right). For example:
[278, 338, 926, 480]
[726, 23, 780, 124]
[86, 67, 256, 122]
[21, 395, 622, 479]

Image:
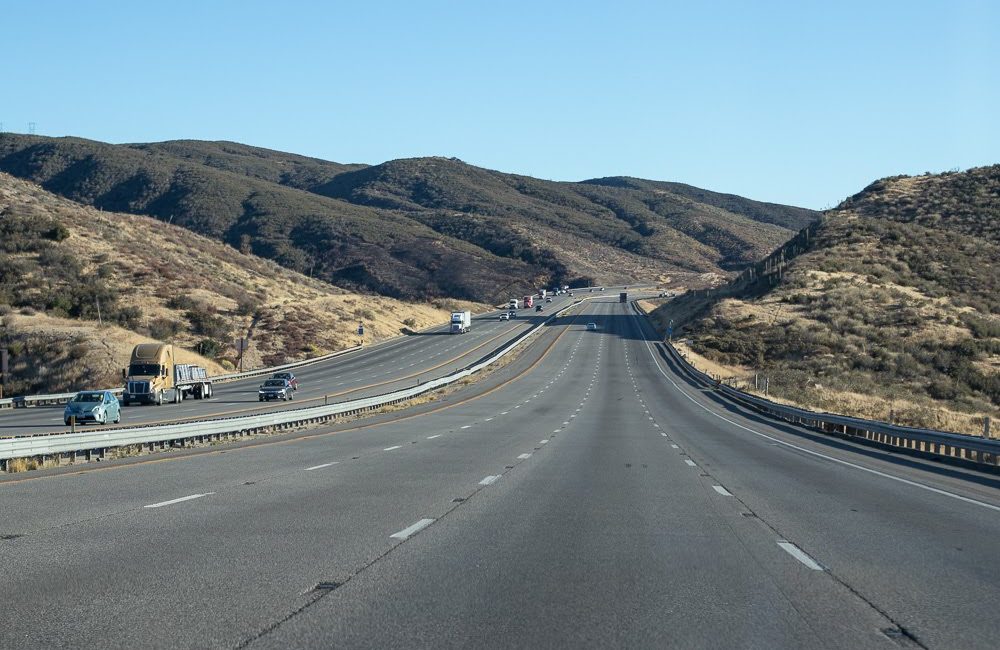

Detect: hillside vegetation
[651, 166, 1000, 436]
[0, 135, 817, 302]
[0, 173, 477, 395]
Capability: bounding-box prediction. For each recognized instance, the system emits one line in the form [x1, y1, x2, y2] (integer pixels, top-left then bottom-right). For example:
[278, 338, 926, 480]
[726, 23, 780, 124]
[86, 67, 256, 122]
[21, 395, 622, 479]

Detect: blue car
[64, 390, 121, 426]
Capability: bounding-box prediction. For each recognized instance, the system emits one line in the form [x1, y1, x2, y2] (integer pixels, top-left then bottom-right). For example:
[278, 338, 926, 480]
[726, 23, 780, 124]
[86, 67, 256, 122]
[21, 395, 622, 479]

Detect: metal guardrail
[629, 303, 1000, 468]
[0, 300, 586, 471]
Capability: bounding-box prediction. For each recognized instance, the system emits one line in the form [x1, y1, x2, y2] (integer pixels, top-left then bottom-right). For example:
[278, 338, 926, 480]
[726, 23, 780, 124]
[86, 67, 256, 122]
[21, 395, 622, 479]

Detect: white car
[500, 313, 509, 321]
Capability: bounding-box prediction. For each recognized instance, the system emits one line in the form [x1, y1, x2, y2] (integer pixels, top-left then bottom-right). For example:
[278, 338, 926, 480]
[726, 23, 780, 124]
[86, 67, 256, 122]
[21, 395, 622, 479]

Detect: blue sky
[3, 0, 997, 208]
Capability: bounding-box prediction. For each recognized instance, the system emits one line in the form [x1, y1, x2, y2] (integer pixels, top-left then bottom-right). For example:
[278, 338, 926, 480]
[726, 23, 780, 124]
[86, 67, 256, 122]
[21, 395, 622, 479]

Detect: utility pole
[28, 122, 36, 135]
[0, 346, 8, 399]
[95, 296, 103, 326]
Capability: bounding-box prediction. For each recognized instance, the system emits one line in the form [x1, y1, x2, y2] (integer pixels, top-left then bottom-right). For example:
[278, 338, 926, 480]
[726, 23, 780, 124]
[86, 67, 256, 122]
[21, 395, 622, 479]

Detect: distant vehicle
[259, 378, 293, 402]
[599, 287, 605, 291]
[508, 310, 517, 318]
[562, 285, 569, 291]
[546, 297, 552, 303]
[619, 291, 628, 303]
[539, 289, 547, 299]
[64, 390, 121, 426]
[568, 291, 574, 296]
[450, 310, 472, 334]
[122, 344, 213, 405]
[271, 371, 298, 390]
[586, 323, 598, 331]
[536, 305, 544, 312]
[523, 295, 534, 308]
[500, 312, 509, 321]
[508, 298, 519, 309]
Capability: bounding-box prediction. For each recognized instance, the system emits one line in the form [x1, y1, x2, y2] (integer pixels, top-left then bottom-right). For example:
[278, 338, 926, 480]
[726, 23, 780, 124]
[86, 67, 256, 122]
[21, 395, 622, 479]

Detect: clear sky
[2, 0, 997, 209]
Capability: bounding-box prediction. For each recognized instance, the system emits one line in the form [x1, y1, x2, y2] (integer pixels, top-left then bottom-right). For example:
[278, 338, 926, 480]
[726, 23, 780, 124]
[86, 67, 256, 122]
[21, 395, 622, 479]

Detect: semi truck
[122, 344, 214, 405]
[508, 298, 520, 309]
[450, 311, 472, 334]
[619, 291, 628, 303]
[539, 289, 547, 299]
[522, 295, 534, 308]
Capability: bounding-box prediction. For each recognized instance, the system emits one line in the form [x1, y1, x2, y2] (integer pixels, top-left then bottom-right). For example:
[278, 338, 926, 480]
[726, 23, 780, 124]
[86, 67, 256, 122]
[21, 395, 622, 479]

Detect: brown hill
[0, 173, 477, 395]
[648, 166, 1000, 436]
[0, 135, 817, 301]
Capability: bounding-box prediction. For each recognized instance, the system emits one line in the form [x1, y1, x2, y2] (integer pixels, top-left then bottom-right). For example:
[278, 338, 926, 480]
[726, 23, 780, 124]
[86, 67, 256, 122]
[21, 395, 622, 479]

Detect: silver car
[64, 390, 121, 426]
[259, 378, 294, 402]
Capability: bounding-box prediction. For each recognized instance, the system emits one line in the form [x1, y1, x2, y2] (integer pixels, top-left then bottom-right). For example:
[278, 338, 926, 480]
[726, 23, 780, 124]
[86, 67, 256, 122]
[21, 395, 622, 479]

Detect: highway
[0, 292, 584, 435]
[2, 297, 998, 649]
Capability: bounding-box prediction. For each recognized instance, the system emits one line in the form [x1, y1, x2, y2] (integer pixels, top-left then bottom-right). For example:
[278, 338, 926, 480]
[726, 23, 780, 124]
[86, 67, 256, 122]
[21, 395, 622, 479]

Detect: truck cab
[122, 344, 213, 405]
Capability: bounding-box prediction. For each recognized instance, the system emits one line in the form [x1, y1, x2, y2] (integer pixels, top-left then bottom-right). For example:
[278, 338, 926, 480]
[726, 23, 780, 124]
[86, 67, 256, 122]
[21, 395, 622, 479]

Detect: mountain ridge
[0, 134, 818, 302]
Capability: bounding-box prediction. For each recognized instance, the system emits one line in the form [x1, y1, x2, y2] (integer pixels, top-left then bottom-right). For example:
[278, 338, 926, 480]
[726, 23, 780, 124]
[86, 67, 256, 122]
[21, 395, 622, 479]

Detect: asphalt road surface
[2, 297, 998, 649]
[0, 292, 586, 435]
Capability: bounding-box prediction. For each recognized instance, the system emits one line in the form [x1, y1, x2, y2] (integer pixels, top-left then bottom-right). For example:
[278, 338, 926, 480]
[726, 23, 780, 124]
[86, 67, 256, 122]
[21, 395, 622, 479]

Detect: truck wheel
[288, 392, 293, 401]
[155, 391, 163, 406]
[208, 384, 213, 398]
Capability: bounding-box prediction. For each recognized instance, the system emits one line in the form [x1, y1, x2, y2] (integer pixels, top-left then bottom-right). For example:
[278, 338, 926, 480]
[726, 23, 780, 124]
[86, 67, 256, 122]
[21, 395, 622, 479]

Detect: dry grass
[0, 173, 488, 391]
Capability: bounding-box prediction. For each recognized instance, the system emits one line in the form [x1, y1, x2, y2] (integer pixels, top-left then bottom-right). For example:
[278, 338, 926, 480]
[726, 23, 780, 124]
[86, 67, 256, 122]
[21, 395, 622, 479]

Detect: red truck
[522, 295, 534, 308]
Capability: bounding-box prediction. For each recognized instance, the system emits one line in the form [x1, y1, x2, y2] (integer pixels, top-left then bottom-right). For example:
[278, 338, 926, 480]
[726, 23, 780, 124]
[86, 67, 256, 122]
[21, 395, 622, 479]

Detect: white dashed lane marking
[777, 541, 824, 570]
[144, 493, 214, 509]
[391, 518, 435, 540]
[304, 462, 338, 471]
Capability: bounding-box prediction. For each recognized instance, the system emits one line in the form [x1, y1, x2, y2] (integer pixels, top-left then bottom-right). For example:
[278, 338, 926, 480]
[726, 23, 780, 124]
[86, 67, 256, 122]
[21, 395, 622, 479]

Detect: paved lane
[3, 296, 996, 649]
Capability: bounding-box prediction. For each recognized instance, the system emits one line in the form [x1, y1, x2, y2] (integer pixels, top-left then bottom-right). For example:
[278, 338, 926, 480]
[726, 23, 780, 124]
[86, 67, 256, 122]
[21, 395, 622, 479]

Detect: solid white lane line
[391, 518, 435, 540]
[660, 432, 668, 437]
[670, 444, 679, 449]
[518, 453, 532, 459]
[634, 322, 1000, 514]
[485, 418, 493, 422]
[460, 425, 472, 429]
[777, 541, 824, 570]
[426, 435, 441, 439]
[144, 493, 214, 509]
[712, 485, 733, 496]
[684, 459, 697, 467]
[540, 439, 549, 444]
[479, 475, 499, 486]
[304, 462, 338, 471]
[384, 445, 402, 451]
[501, 411, 509, 415]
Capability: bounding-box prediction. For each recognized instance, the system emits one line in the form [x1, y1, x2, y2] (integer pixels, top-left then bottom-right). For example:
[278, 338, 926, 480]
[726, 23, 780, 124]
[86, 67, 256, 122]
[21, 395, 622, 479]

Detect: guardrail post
[985, 416, 991, 439]
[70, 416, 76, 433]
